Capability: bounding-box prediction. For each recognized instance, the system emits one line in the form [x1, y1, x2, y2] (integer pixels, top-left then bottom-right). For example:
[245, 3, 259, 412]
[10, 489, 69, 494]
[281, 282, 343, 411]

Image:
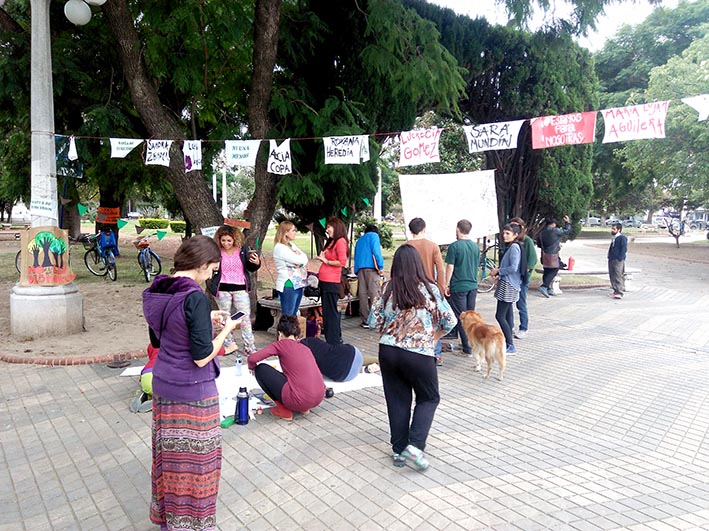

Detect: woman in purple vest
[143, 236, 242, 531]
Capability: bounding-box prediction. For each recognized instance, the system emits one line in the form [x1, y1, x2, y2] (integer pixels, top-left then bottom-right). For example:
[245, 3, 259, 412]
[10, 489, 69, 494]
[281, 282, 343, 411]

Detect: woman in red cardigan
[315, 217, 348, 344]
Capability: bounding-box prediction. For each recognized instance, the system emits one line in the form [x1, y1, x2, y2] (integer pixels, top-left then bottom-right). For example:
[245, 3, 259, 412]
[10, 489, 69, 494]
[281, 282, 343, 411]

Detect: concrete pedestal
[10, 282, 84, 340]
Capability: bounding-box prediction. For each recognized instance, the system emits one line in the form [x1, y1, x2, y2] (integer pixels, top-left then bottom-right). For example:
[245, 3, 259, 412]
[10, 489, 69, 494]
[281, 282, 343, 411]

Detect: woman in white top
[273, 221, 308, 315]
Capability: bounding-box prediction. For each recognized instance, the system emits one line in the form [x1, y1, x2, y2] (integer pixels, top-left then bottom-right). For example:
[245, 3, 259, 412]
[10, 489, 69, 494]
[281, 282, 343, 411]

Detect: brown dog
[459, 311, 506, 381]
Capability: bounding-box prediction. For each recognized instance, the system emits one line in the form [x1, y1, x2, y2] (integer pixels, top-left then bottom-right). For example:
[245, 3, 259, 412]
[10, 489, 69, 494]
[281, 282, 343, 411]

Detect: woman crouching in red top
[315, 217, 348, 345]
[247, 315, 325, 421]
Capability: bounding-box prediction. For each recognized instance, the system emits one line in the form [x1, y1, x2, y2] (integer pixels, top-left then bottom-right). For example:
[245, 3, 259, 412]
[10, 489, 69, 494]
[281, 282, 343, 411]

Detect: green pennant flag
[319, 218, 327, 228]
[77, 203, 88, 216]
[362, 198, 370, 207]
[156, 230, 167, 240]
[341, 207, 348, 217]
[117, 219, 128, 229]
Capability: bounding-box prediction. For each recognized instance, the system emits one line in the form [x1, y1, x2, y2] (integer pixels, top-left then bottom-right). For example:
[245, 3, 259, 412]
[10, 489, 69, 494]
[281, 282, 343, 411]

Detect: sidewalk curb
[0, 349, 147, 366]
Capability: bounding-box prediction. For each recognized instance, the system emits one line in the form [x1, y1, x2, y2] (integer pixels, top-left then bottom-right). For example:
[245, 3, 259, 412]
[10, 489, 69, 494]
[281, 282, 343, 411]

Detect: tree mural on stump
[35, 232, 56, 267]
[28, 240, 40, 268]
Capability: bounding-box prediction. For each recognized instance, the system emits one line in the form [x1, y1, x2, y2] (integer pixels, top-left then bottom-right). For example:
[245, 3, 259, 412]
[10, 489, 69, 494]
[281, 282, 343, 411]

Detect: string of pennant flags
[57, 94, 709, 176]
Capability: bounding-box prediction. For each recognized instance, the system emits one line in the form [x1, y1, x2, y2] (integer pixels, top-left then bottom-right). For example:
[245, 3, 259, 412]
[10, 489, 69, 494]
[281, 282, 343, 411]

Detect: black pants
[542, 267, 559, 289]
[254, 364, 286, 402]
[446, 289, 477, 353]
[320, 281, 342, 345]
[495, 300, 514, 348]
[379, 343, 440, 454]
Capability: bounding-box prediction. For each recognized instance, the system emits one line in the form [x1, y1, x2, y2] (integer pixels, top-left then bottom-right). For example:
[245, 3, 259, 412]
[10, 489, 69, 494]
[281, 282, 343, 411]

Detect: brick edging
[0, 350, 147, 366]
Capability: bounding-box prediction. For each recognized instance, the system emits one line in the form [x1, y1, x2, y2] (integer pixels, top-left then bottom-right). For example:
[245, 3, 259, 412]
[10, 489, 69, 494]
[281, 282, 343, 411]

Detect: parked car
[584, 216, 601, 226]
[605, 217, 621, 226]
[620, 217, 643, 228]
[127, 211, 141, 220]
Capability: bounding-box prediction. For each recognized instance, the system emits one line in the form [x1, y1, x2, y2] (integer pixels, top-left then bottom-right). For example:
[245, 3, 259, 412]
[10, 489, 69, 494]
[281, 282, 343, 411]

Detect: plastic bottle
[236, 387, 249, 425]
[235, 355, 242, 376]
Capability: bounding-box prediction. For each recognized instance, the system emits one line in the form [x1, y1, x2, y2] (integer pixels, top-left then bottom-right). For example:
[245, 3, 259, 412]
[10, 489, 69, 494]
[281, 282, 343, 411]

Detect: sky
[428, 0, 680, 51]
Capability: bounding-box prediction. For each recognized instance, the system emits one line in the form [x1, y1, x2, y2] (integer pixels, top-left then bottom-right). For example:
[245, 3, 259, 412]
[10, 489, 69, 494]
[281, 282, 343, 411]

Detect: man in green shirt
[444, 219, 480, 356]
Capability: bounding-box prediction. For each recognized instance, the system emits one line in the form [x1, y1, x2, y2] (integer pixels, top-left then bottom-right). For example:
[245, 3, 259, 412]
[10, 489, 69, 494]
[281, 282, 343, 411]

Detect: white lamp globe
[84, 0, 108, 5]
[64, 0, 92, 26]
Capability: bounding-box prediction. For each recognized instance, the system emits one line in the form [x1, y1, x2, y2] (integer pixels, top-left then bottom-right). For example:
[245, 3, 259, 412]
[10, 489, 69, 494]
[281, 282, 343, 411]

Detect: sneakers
[360, 322, 370, 329]
[270, 401, 293, 421]
[548, 288, 556, 296]
[538, 286, 550, 298]
[609, 292, 623, 299]
[401, 445, 430, 471]
[506, 344, 517, 355]
[393, 454, 406, 468]
[364, 363, 380, 374]
[435, 355, 443, 366]
[129, 391, 153, 413]
[514, 329, 527, 339]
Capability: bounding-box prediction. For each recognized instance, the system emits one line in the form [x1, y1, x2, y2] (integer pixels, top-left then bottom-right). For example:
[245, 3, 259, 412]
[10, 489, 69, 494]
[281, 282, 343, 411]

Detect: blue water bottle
[236, 387, 249, 425]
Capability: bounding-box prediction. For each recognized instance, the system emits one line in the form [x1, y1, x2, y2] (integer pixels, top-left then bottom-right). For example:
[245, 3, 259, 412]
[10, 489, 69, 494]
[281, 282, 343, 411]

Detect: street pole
[11, 0, 84, 340]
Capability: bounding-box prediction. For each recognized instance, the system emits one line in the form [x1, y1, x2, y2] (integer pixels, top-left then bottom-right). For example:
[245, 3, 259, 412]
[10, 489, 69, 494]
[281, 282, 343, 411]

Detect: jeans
[447, 290, 477, 353]
[320, 281, 342, 345]
[495, 300, 514, 348]
[215, 289, 256, 354]
[357, 268, 381, 324]
[516, 276, 530, 331]
[379, 344, 439, 454]
[279, 286, 304, 316]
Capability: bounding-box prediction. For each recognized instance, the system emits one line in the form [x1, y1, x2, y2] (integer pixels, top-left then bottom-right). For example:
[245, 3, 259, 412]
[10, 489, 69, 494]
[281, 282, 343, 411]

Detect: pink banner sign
[530, 111, 597, 150]
[601, 101, 671, 143]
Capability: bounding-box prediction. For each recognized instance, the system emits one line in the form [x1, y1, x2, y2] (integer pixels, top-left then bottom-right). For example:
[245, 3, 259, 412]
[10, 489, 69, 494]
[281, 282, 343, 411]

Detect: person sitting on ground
[300, 337, 379, 382]
[130, 343, 160, 413]
[247, 315, 325, 421]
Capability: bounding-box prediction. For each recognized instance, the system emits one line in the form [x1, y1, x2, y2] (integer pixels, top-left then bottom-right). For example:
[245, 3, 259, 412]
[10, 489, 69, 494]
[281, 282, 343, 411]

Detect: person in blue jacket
[353, 224, 384, 329]
[608, 222, 628, 299]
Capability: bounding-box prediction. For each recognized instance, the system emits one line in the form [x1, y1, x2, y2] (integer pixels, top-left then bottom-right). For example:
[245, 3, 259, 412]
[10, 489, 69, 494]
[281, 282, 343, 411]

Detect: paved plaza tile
[2, 240, 709, 530]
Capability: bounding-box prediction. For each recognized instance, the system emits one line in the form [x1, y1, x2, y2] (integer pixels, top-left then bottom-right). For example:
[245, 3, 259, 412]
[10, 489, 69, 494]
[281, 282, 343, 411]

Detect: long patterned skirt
[150, 394, 222, 531]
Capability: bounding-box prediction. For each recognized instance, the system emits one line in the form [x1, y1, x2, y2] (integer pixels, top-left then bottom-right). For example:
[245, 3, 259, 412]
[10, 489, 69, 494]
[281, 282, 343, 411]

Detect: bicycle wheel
[148, 250, 161, 276]
[84, 248, 106, 276]
[141, 250, 151, 282]
[107, 251, 117, 281]
[15, 250, 21, 274]
[477, 273, 496, 293]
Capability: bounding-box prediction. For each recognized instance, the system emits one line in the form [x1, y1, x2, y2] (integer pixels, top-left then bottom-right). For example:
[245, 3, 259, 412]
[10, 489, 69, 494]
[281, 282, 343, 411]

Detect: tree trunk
[102, 0, 222, 231]
[245, 0, 282, 309]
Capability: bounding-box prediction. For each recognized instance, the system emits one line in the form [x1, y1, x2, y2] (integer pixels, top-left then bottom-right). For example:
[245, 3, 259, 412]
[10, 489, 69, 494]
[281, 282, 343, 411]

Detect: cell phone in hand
[231, 311, 245, 321]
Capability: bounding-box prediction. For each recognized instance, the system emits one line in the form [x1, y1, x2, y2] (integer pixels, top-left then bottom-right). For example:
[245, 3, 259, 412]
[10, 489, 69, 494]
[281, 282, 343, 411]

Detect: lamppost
[10, 0, 106, 340]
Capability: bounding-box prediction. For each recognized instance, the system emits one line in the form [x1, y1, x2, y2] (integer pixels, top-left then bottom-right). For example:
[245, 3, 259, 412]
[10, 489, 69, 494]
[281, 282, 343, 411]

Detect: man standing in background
[608, 222, 627, 299]
[444, 219, 480, 356]
[353, 224, 385, 328]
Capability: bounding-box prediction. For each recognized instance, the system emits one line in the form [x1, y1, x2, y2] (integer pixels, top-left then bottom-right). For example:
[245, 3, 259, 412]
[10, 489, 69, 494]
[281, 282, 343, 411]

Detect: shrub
[138, 218, 170, 229]
[170, 221, 186, 233]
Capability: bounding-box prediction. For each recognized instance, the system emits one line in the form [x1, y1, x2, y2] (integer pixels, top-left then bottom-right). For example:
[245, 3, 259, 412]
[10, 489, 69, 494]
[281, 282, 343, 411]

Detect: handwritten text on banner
[225, 140, 261, 167]
[323, 135, 370, 165]
[531, 112, 597, 150]
[463, 120, 525, 153]
[398, 127, 441, 167]
[602, 101, 671, 143]
[183, 140, 202, 172]
[145, 140, 173, 167]
[110, 138, 143, 158]
[268, 139, 292, 175]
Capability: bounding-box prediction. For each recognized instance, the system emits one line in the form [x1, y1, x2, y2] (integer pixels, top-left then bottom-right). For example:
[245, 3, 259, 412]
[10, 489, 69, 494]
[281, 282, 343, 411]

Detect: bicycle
[133, 233, 162, 282]
[82, 233, 118, 281]
[477, 237, 499, 293]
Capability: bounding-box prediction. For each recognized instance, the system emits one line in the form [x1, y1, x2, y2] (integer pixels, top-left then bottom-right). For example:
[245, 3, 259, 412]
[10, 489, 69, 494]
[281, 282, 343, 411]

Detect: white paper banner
[359, 135, 370, 162]
[68, 136, 78, 161]
[268, 139, 292, 175]
[200, 226, 220, 238]
[110, 138, 143, 158]
[463, 120, 525, 153]
[183, 140, 202, 172]
[145, 140, 173, 167]
[602, 101, 670, 143]
[225, 140, 261, 167]
[399, 170, 498, 244]
[682, 94, 709, 121]
[324, 136, 364, 165]
[398, 127, 441, 167]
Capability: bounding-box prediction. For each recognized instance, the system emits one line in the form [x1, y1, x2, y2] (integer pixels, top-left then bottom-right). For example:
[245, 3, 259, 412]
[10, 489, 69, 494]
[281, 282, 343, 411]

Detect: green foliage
[138, 218, 170, 229]
[354, 215, 394, 250]
[169, 220, 187, 233]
